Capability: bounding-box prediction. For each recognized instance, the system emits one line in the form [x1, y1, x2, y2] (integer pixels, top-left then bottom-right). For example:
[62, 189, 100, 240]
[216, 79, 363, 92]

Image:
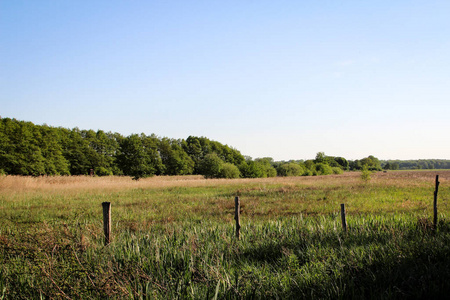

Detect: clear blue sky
[1, 1, 449, 161]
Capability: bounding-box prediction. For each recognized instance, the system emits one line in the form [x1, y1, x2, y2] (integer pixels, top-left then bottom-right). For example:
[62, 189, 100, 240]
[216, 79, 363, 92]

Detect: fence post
[341, 203, 347, 232]
[433, 175, 440, 230]
[235, 196, 241, 239]
[102, 202, 111, 245]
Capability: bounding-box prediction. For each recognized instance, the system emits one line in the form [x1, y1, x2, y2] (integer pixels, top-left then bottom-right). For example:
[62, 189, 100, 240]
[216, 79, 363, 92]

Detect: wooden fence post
[102, 202, 111, 245]
[433, 175, 440, 230]
[341, 203, 347, 232]
[235, 196, 241, 239]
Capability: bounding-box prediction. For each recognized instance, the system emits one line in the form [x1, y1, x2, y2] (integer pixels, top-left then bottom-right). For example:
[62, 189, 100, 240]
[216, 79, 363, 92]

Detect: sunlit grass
[0, 170, 449, 298]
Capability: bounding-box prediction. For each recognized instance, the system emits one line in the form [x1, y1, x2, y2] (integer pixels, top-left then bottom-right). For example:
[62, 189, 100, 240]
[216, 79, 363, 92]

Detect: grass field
[1, 171, 449, 299]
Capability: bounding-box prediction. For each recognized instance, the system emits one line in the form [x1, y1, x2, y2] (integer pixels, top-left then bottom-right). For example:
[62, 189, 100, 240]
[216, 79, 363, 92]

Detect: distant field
[1, 171, 449, 299]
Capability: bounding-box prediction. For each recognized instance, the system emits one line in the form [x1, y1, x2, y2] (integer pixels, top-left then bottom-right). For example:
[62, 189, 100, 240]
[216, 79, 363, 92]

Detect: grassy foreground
[0, 171, 449, 299]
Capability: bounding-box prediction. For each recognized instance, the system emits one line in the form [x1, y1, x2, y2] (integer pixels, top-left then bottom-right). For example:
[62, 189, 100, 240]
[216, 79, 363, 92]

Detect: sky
[1, 1, 449, 161]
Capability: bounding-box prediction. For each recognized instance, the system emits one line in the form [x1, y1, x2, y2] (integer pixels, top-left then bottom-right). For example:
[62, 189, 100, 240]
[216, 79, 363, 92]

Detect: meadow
[0, 171, 449, 299]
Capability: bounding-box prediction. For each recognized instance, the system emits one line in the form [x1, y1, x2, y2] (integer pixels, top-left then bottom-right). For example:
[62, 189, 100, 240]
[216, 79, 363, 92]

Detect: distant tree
[219, 163, 240, 178]
[350, 155, 381, 171]
[314, 163, 333, 175]
[90, 130, 120, 175]
[314, 152, 326, 164]
[360, 155, 381, 171]
[159, 138, 194, 175]
[332, 167, 343, 174]
[391, 162, 399, 170]
[198, 152, 224, 179]
[325, 157, 340, 168]
[255, 158, 277, 177]
[184, 136, 204, 173]
[334, 157, 349, 170]
[361, 165, 372, 182]
[0, 119, 45, 175]
[116, 134, 161, 180]
[304, 160, 315, 171]
[38, 125, 70, 175]
[184, 136, 245, 175]
[60, 127, 93, 175]
[239, 160, 265, 178]
[278, 162, 304, 177]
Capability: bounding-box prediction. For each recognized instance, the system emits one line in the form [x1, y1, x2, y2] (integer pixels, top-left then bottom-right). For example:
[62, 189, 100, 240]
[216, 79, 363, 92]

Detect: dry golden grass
[1, 171, 449, 299]
[0, 170, 446, 194]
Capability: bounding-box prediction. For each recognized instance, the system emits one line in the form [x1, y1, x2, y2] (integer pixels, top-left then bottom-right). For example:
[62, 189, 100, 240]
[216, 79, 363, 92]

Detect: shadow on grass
[236, 220, 450, 299]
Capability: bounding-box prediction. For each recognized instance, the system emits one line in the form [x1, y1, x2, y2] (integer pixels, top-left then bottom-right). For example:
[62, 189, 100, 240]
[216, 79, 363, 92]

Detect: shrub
[239, 161, 264, 178]
[199, 153, 224, 179]
[361, 165, 372, 182]
[219, 163, 240, 179]
[332, 167, 343, 175]
[302, 169, 313, 176]
[95, 167, 113, 176]
[278, 163, 304, 177]
[265, 166, 277, 177]
[314, 163, 333, 175]
[239, 159, 276, 178]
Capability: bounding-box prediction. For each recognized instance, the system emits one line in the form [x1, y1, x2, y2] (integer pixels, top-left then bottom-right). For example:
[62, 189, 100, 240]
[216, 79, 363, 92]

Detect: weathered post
[341, 203, 347, 232]
[234, 196, 241, 239]
[102, 202, 111, 245]
[433, 175, 440, 230]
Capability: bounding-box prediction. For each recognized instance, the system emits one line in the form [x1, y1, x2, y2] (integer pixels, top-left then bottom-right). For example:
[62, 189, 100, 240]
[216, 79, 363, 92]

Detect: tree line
[1, 118, 446, 179]
[381, 159, 450, 170]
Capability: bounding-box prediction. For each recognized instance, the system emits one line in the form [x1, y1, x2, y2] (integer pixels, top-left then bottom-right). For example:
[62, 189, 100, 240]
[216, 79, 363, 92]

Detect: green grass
[0, 171, 449, 299]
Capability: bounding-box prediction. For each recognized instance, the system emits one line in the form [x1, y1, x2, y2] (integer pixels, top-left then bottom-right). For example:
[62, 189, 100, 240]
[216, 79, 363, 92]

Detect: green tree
[239, 160, 265, 178]
[198, 152, 224, 179]
[0, 119, 45, 175]
[334, 157, 349, 170]
[360, 155, 381, 171]
[256, 158, 277, 177]
[314, 152, 326, 164]
[314, 163, 333, 175]
[304, 160, 315, 171]
[38, 125, 70, 175]
[84, 130, 120, 176]
[239, 158, 277, 178]
[159, 138, 194, 175]
[219, 163, 240, 178]
[184, 136, 205, 174]
[361, 165, 372, 182]
[278, 162, 304, 177]
[117, 134, 161, 180]
[60, 128, 92, 175]
[350, 156, 381, 171]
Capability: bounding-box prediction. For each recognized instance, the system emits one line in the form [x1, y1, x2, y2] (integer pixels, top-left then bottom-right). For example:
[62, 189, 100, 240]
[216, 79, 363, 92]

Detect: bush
[219, 163, 240, 179]
[302, 169, 313, 176]
[314, 163, 333, 175]
[199, 153, 224, 179]
[361, 165, 372, 182]
[278, 163, 304, 177]
[239, 160, 276, 178]
[265, 166, 277, 177]
[332, 167, 343, 175]
[95, 167, 113, 176]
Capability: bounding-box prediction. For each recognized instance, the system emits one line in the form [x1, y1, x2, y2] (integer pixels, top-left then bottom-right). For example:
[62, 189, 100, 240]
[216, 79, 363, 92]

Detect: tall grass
[0, 171, 449, 299]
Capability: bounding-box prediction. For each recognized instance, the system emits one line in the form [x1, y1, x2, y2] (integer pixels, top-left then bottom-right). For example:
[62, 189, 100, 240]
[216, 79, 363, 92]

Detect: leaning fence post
[102, 202, 111, 245]
[433, 175, 440, 230]
[235, 196, 241, 239]
[341, 203, 347, 232]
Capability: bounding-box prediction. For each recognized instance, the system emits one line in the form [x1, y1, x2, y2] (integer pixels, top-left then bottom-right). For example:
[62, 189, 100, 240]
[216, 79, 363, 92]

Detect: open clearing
[1, 171, 449, 299]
